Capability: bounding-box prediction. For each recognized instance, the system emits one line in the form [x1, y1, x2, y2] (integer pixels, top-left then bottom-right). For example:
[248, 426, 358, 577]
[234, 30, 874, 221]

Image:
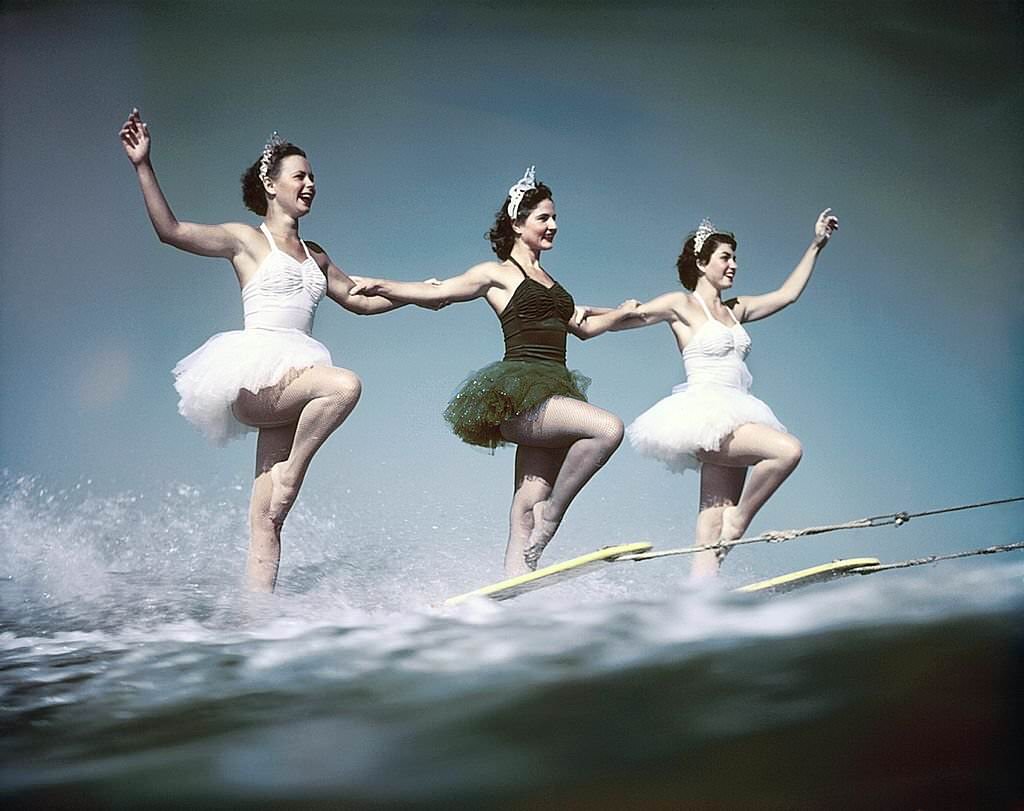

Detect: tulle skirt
[172, 327, 333, 446]
[444, 359, 591, 449]
[627, 381, 786, 474]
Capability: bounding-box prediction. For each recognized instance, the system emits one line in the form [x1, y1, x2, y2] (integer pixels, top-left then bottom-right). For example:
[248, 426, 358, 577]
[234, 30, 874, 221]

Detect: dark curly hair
[677, 230, 737, 291]
[486, 182, 554, 261]
[240, 142, 307, 216]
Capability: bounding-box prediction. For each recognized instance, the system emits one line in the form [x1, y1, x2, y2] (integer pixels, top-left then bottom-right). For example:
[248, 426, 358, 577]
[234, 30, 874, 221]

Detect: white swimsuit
[626, 294, 785, 474]
[172, 224, 331, 445]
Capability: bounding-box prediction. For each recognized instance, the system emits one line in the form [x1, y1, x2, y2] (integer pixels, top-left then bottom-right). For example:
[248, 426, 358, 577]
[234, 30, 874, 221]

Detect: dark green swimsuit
[443, 259, 590, 449]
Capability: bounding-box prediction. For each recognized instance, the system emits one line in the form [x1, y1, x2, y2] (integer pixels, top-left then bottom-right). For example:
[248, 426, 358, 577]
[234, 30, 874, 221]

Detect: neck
[510, 242, 542, 270]
[264, 209, 300, 239]
[694, 277, 722, 304]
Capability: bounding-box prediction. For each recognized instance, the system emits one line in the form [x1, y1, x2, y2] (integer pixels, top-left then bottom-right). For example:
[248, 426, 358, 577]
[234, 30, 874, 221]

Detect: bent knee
[327, 368, 362, 403]
[602, 415, 625, 448]
[780, 436, 803, 467]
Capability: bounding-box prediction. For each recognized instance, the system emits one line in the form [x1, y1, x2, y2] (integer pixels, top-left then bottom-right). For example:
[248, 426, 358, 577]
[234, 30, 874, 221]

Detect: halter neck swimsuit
[171, 224, 332, 445]
[443, 257, 590, 449]
[626, 293, 785, 474]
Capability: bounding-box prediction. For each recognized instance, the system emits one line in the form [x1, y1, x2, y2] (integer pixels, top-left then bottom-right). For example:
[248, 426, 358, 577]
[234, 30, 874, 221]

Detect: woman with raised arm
[119, 108, 406, 592]
[351, 168, 638, 576]
[625, 210, 839, 577]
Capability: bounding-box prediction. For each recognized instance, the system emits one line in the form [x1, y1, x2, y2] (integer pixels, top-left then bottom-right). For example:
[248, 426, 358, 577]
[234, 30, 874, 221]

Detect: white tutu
[627, 381, 786, 474]
[172, 327, 332, 445]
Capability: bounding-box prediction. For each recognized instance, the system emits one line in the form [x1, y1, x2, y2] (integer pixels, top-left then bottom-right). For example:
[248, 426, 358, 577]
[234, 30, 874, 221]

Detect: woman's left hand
[814, 208, 840, 245]
[348, 276, 383, 297]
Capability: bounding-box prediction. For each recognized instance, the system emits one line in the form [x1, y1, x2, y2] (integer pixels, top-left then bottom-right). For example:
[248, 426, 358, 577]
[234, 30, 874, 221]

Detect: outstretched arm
[598, 290, 688, 333]
[119, 108, 243, 259]
[349, 263, 495, 308]
[733, 208, 839, 323]
[308, 245, 408, 315]
[569, 300, 642, 339]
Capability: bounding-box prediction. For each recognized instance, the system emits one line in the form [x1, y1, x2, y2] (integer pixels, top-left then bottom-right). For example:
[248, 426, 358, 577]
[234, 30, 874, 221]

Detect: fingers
[119, 107, 149, 150]
[816, 207, 839, 237]
[348, 278, 377, 296]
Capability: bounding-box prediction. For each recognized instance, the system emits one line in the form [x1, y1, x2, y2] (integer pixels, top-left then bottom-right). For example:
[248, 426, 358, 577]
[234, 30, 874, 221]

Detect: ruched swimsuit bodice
[241, 224, 326, 332]
[681, 295, 753, 391]
[500, 261, 575, 364]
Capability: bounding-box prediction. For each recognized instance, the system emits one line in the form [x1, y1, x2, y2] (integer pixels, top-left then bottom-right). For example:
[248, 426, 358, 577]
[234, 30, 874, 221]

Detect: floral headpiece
[693, 217, 717, 254]
[258, 131, 284, 182]
[506, 165, 537, 220]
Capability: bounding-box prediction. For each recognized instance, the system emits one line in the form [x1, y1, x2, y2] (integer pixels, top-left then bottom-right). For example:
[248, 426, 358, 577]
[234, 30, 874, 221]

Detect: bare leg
[500, 396, 624, 572]
[247, 423, 297, 591]
[691, 463, 746, 580]
[698, 422, 803, 545]
[235, 366, 362, 524]
[504, 445, 565, 577]
[233, 365, 362, 591]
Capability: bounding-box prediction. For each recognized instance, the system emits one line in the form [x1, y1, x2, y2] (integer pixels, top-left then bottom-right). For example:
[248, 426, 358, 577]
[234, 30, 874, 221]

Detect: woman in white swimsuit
[625, 210, 839, 577]
[119, 108, 405, 592]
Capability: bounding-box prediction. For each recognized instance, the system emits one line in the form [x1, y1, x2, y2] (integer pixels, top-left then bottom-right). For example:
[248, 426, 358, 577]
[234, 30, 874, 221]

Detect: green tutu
[444, 359, 591, 449]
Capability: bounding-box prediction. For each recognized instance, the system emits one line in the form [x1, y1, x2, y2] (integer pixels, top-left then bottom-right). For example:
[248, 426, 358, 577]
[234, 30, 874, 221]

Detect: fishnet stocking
[232, 365, 362, 592]
[500, 396, 624, 574]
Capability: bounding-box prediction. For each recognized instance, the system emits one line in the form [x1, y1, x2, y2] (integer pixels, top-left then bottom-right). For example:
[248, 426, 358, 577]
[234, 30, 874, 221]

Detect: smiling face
[697, 239, 738, 290]
[265, 155, 316, 216]
[514, 198, 558, 253]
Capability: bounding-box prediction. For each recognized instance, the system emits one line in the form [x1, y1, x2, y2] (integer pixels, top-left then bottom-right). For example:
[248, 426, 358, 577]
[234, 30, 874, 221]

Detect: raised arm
[349, 263, 496, 308]
[119, 108, 243, 260]
[733, 208, 839, 323]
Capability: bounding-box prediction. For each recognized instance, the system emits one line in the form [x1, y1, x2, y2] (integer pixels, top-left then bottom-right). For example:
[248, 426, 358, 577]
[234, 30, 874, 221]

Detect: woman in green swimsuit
[351, 167, 637, 576]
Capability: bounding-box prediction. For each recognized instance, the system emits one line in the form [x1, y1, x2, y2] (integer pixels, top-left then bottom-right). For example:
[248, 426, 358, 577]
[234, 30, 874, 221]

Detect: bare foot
[523, 501, 559, 571]
[268, 461, 299, 526]
[719, 505, 747, 543]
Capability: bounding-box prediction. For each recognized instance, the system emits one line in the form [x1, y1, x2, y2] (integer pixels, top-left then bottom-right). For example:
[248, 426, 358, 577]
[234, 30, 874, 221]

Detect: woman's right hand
[119, 107, 151, 166]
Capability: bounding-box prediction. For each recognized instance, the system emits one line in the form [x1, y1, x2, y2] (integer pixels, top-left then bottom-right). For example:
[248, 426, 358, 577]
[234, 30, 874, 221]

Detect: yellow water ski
[445, 542, 653, 606]
[735, 557, 880, 595]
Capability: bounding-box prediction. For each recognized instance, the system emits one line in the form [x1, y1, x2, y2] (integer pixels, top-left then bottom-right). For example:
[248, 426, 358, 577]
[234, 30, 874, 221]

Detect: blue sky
[2, 1, 1021, 575]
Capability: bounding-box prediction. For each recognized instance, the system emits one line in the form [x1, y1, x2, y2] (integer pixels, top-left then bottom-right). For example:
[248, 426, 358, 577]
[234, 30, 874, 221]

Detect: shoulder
[305, 239, 327, 257]
[724, 296, 746, 320]
[216, 222, 263, 255]
[670, 290, 697, 315]
[223, 221, 261, 241]
[466, 259, 511, 284]
[302, 239, 339, 274]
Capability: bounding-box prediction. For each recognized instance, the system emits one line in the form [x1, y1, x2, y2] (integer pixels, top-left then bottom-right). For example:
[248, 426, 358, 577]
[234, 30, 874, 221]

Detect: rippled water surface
[2, 475, 1022, 808]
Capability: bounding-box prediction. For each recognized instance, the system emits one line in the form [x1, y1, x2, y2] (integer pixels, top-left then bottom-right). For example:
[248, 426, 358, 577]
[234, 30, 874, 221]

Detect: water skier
[120, 109, 409, 591]
[351, 167, 638, 575]
[625, 210, 839, 577]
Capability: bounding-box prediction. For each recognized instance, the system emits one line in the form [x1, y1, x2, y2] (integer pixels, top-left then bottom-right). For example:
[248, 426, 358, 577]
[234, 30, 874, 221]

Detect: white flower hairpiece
[506, 165, 537, 220]
[258, 131, 284, 182]
[693, 217, 717, 254]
